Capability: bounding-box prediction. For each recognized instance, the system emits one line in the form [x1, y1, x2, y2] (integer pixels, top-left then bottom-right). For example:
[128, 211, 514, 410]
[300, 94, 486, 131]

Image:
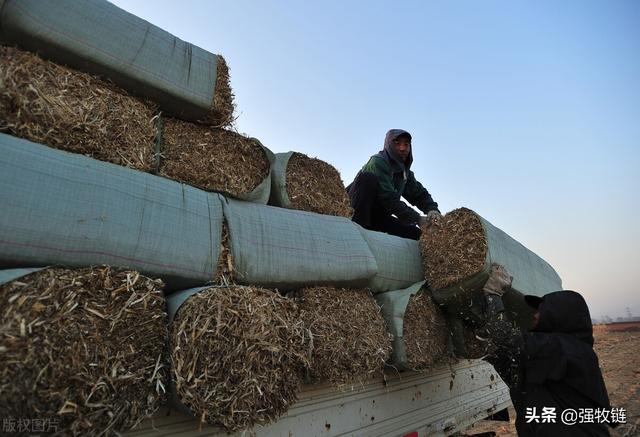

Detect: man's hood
[533, 290, 594, 346]
[378, 129, 413, 172]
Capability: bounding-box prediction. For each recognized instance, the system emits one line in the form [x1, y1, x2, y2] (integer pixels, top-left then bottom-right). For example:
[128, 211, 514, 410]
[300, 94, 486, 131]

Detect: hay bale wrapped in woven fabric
[292, 287, 391, 386]
[0, 46, 157, 171]
[0, 266, 168, 436]
[420, 207, 562, 327]
[375, 281, 450, 371]
[221, 198, 377, 289]
[270, 151, 353, 217]
[0, 0, 234, 126]
[160, 118, 272, 202]
[359, 227, 424, 294]
[168, 286, 307, 431]
[0, 134, 226, 291]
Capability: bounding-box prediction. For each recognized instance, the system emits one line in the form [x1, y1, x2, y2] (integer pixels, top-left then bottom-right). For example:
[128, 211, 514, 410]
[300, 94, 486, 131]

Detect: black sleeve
[477, 294, 526, 391]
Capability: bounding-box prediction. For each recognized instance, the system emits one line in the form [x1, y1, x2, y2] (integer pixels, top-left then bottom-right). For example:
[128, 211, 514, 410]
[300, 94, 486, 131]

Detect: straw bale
[170, 286, 307, 431]
[420, 208, 488, 290]
[0, 266, 168, 436]
[286, 152, 353, 217]
[0, 46, 156, 170]
[160, 118, 269, 195]
[201, 55, 235, 127]
[403, 291, 450, 370]
[293, 287, 392, 386]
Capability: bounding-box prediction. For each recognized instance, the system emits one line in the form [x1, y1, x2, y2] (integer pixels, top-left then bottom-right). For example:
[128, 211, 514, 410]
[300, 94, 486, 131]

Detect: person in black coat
[477, 264, 615, 436]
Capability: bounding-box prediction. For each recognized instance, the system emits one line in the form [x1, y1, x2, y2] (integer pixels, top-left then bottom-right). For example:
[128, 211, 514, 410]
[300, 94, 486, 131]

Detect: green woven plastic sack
[163, 286, 210, 417]
[375, 280, 449, 372]
[0, 133, 223, 290]
[0, 0, 229, 124]
[374, 281, 426, 370]
[269, 151, 296, 208]
[359, 228, 424, 294]
[222, 198, 378, 289]
[0, 268, 44, 286]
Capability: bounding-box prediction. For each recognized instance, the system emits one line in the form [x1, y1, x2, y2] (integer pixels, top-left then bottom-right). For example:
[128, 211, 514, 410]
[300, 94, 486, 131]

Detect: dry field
[462, 322, 640, 436]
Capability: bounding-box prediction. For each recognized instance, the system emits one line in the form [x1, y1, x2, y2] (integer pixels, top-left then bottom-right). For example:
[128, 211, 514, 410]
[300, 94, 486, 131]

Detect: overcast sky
[112, 0, 640, 320]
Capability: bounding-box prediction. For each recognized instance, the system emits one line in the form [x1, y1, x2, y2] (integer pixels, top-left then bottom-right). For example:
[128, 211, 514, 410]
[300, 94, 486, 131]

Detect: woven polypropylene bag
[0, 133, 223, 290]
[360, 228, 424, 294]
[0, 0, 226, 123]
[222, 198, 378, 289]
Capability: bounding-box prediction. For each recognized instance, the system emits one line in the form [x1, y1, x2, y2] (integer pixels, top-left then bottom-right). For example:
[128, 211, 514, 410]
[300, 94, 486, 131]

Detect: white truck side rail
[126, 359, 510, 437]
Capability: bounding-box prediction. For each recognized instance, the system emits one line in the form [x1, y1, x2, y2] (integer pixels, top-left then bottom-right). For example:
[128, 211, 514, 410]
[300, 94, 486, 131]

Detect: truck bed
[125, 359, 510, 436]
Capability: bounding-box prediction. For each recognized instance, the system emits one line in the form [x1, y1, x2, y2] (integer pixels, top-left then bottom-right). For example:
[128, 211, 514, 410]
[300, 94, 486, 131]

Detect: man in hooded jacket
[346, 129, 440, 240]
[477, 265, 614, 436]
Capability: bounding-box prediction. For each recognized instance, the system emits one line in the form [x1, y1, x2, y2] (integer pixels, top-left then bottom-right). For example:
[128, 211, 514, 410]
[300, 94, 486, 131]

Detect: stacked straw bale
[0, 46, 157, 171]
[160, 118, 270, 196]
[170, 286, 307, 431]
[0, 266, 168, 436]
[285, 152, 353, 217]
[402, 291, 450, 370]
[0, 47, 269, 196]
[293, 287, 392, 386]
[420, 207, 488, 290]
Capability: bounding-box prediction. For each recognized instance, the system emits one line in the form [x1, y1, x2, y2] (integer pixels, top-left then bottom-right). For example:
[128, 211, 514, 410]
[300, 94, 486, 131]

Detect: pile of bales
[168, 285, 393, 430]
[0, 1, 565, 434]
[0, 47, 272, 200]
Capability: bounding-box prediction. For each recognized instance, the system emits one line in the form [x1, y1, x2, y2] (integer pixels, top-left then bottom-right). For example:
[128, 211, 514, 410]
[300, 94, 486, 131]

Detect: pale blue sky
[112, 0, 639, 319]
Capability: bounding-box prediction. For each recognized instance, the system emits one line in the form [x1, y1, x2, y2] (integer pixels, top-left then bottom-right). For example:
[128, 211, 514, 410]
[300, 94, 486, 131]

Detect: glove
[482, 263, 513, 296]
[419, 210, 442, 227]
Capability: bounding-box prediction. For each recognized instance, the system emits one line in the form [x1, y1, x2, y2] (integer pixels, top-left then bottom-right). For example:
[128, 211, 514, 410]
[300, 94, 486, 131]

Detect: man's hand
[419, 210, 442, 227]
[482, 263, 513, 296]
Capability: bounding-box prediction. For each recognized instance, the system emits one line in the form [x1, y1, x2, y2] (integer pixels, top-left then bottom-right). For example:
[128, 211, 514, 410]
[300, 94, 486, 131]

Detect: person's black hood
[378, 129, 413, 173]
[524, 290, 611, 412]
[532, 290, 594, 346]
